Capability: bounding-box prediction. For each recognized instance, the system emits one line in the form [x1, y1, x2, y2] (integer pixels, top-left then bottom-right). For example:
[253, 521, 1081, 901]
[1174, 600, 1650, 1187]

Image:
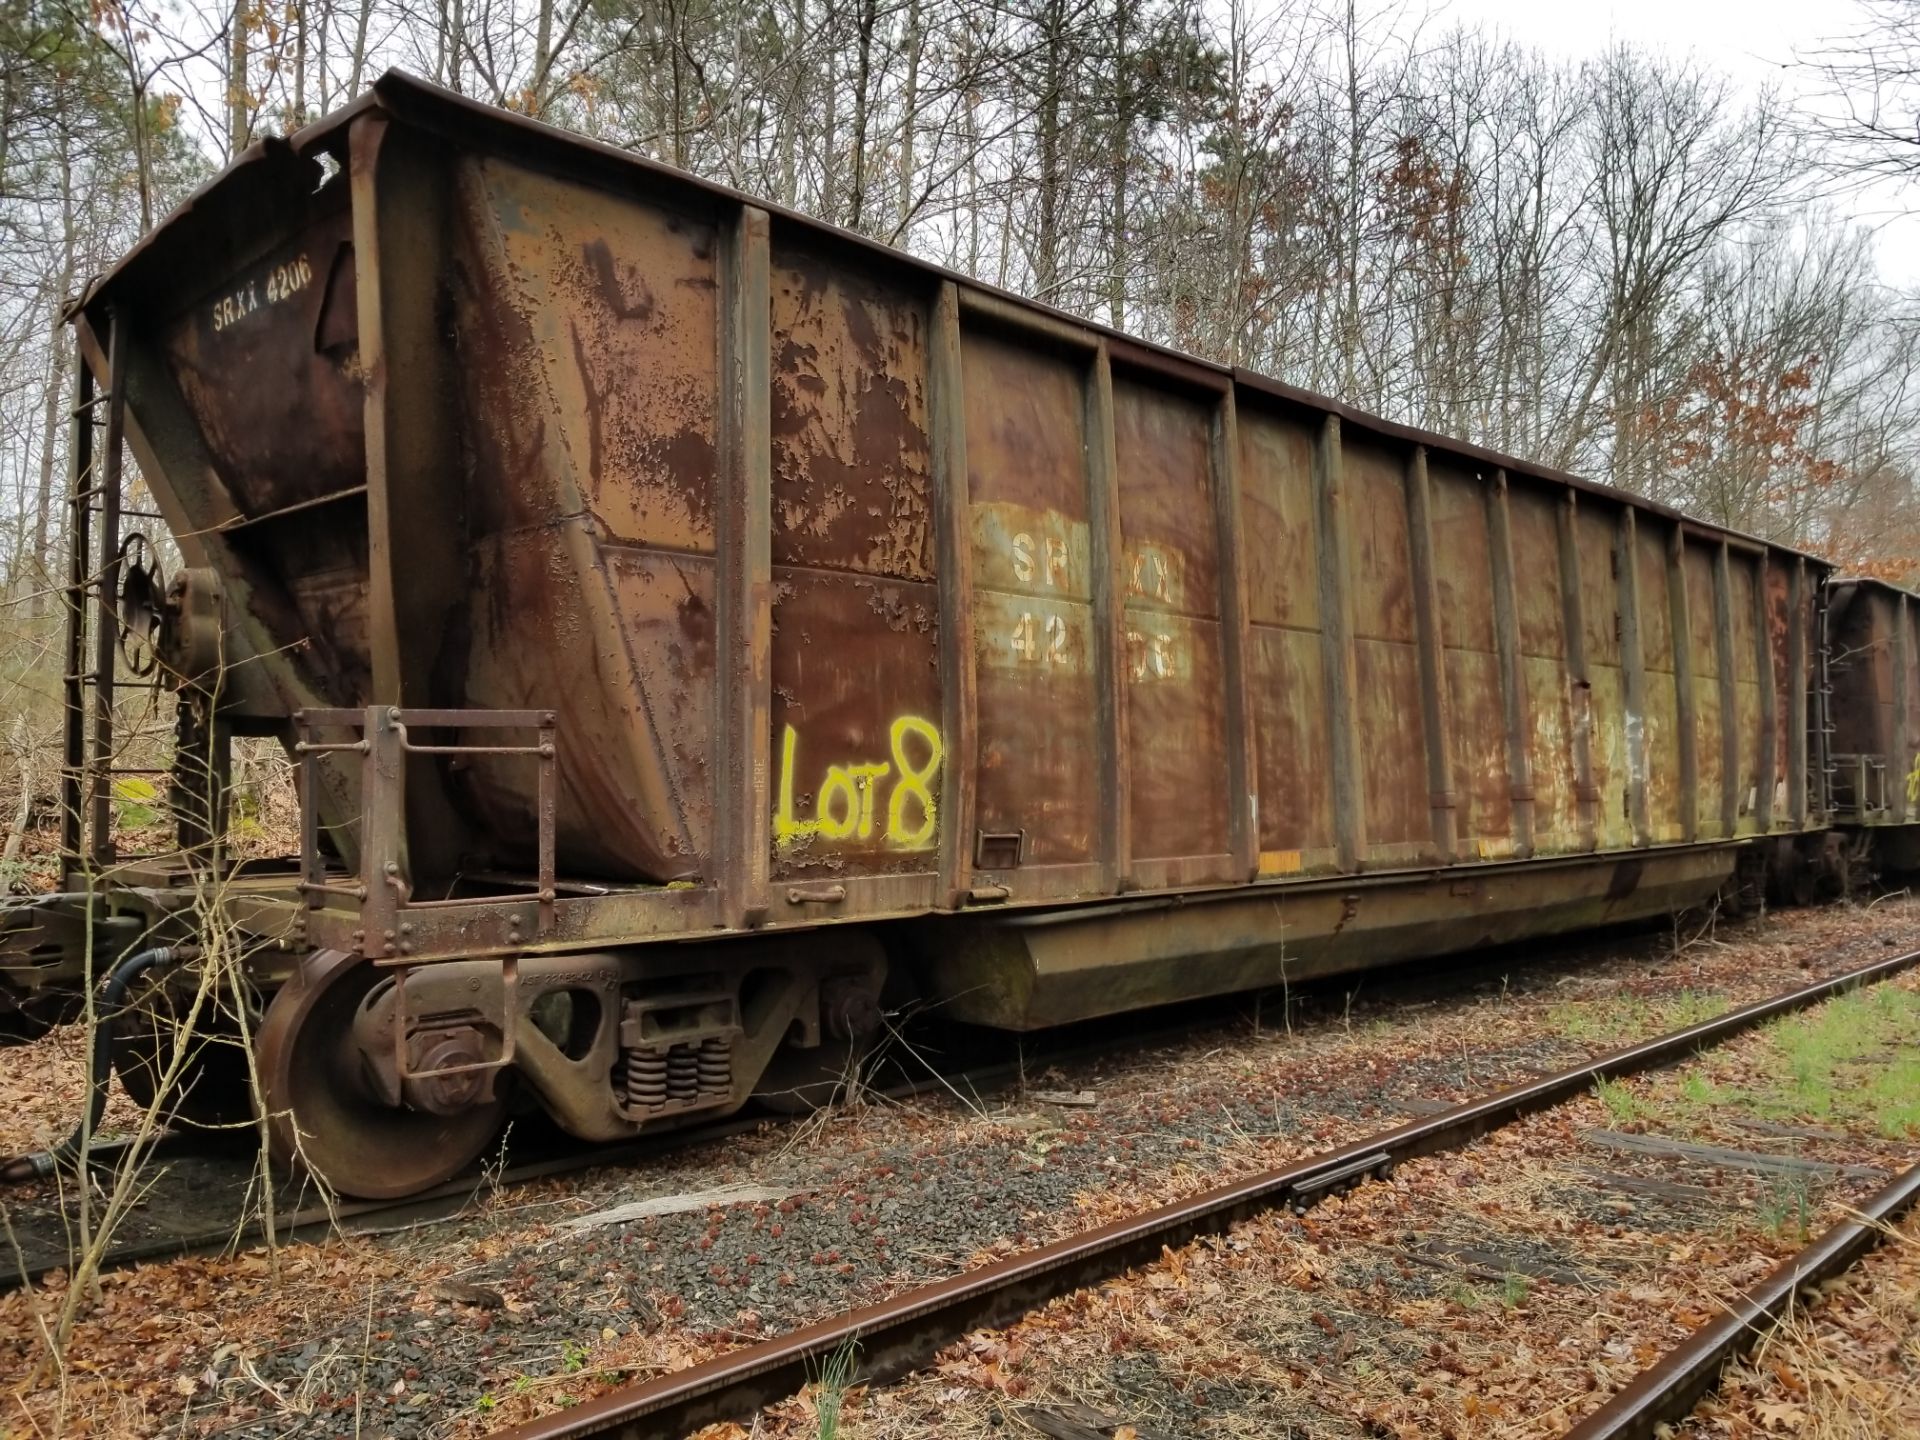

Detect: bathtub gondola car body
[1826, 577, 1920, 876]
[0, 72, 1857, 1197]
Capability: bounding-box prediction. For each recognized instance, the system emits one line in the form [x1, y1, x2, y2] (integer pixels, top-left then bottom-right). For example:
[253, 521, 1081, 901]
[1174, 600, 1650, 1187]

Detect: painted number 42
[1010, 611, 1068, 665]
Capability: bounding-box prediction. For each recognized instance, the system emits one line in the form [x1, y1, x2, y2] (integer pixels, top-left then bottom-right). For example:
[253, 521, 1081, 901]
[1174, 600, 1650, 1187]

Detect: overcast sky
[1436, 0, 1920, 284]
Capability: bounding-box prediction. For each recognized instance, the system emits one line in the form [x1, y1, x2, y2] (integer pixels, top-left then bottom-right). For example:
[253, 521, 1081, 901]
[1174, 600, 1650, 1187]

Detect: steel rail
[0, 996, 1235, 1291]
[1560, 1159, 1920, 1440]
[490, 944, 1920, 1440]
[0, 1120, 762, 1293]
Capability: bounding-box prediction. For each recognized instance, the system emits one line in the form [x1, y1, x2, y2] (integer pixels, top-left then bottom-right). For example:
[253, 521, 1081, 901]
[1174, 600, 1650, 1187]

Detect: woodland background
[5, 0, 1920, 878]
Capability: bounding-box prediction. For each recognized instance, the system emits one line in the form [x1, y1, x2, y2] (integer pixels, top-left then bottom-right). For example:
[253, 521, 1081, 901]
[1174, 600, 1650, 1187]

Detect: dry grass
[1678, 1216, 1920, 1439]
[800, 974, 1920, 1440]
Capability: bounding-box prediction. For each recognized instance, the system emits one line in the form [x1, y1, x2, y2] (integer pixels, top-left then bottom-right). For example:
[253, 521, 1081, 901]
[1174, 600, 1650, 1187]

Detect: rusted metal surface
[767, 238, 940, 885]
[1314, 415, 1367, 870]
[156, 163, 373, 716]
[1404, 447, 1459, 860]
[1487, 471, 1537, 859]
[715, 206, 773, 929]
[1508, 480, 1574, 853]
[928, 283, 978, 907]
[160, 198, 362, 521]
[20, 68, 1916, 1202]
[1906, 596, 1919, 820]
[1784, 564, 1805, 823]
[1577, 501, 1630, 849]
[487, 946, 1920, 1440]
[915, 844, 1737, 1030]
[1562, 1159, 1920, 1440]
[1112, 371, 1233, 883]
[1239, 407, 1337, 874]
[448, 152, 723, 885]
[1087, 346, 1131, 893]
[1556, 492, 1602, 851]
[1826, 577, 1920, 825]
[294, 707, 558, 961]
[962, 328, 1100, 887]
[59, 68, 1841, 1009]
[1345, 432, 1433, 862]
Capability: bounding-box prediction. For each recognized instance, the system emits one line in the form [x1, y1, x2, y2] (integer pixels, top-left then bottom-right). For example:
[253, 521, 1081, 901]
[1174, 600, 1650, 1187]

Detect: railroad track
[0, 991, 1275, 1292]
[0, 1118, 758, 1293]
[1561, 1160, 1920, 1439]
[480, 944, 1920, 1440]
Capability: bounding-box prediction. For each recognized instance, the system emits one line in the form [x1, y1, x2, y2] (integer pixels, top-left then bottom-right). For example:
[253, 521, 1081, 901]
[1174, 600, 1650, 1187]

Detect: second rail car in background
[1828, 576, 1920, 874]
[0, 71, 1886, 1198]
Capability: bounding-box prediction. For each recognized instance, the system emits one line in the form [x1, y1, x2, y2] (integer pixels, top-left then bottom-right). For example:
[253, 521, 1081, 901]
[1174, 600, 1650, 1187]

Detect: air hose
[0, 945, 185, 1183]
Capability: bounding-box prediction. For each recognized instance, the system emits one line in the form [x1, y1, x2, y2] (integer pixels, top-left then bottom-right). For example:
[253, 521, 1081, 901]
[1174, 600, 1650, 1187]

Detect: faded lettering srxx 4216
[210, 253, 314, 333]
[775, 718, 943, 850]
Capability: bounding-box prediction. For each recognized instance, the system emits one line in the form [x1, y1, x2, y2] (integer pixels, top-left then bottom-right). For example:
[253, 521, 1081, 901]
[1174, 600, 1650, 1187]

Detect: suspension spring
[696, 1035, 732, 1096]
[666, 1044, 698, 1102]
[625, 1047, 668, 1112]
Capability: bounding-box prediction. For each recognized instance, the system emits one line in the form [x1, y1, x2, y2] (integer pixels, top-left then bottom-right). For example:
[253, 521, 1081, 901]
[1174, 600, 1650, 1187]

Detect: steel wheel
[113, 1015, 255, 1129]
[257, 950, 505, 1199]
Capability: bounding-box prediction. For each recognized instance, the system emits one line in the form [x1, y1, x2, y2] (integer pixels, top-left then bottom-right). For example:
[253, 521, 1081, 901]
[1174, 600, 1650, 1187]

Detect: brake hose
[0, 945, 183, 1182]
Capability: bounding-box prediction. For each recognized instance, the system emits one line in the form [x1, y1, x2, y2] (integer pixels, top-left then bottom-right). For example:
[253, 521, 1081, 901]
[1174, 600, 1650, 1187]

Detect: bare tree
[1798, 1, 1920, 181]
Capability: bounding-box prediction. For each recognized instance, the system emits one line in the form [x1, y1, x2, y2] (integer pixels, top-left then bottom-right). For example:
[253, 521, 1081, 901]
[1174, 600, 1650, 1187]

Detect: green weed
[1594, 1076, 1643, 1126]
[1718, 988, 1920, 1137]
[812, 1337, 860, 1440]
[1758, 1172, 1813, 1242]
[1864, 1051, 1920, 1137]
[1658, 990, 1727, 1029]
[1549, 989, 1725, 1047]
[1677, 1071, 1717, 1113]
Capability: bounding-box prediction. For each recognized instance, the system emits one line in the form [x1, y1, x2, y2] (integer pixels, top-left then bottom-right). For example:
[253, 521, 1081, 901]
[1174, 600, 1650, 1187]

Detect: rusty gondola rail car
[0, 69, 1884, 1198]
[1825, 575, 1920, 863]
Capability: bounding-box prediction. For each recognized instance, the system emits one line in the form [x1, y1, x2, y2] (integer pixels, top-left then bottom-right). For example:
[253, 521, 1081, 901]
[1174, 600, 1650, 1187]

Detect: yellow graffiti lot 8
[774, 718, 944, 850]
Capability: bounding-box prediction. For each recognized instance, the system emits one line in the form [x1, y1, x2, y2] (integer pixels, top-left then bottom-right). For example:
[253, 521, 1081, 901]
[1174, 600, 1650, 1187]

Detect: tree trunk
[450, 0, 464, 90]
[534, 0, 556, 111]
[1034, 0, 1066, 300]
[895, 0, 922, 238]
[1340, 0, 1363, 400]
[846, 0, 877, 232]
[778, 0, 804, 205]
[315, 0, 332, 110]
[31, 122, 77, 616]
[295, 0, 308, 119]
[1, 65, 14, 199]
[230, 0, 250, 157]
[1107, 0, 1131, 330]
[349, 0, 374, 97]
[819, 0, 840, 220]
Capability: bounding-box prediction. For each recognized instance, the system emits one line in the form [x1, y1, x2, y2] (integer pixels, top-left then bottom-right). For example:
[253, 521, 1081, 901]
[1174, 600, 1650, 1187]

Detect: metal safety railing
[292, 706, 558, 963]
[1831, 752, 1891, 819]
